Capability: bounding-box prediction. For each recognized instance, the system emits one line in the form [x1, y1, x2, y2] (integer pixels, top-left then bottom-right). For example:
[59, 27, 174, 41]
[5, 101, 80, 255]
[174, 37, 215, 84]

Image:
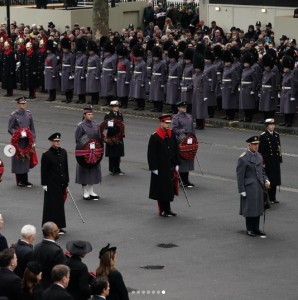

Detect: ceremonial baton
[195, 154, 204, 176]
[67, 188, 85, 223]
[177, 172, 191, 207]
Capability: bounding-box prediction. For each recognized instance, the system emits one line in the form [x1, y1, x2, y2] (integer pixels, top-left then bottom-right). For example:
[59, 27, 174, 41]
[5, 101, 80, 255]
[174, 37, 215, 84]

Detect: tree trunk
[93, 0, 109, 40]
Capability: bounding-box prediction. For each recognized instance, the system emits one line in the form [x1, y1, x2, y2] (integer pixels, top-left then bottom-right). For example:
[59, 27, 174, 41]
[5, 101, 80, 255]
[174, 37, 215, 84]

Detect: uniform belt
[168, 76, 178, 79]
[103, 68, 113, 71]
[87, 67, 97, 70]
[216, 72, 221, 75]
[282, 86, 291, 90]
[147, 67, 151, 69]
[62, 64, 71, 67]
[134, 71, 142, 74]
[222, 79, 232, 82]
[182, 77, 192, 80]
[117, 71, 126, 74]
[45, 66, 53, 69]
[75, 66, 84, 69]
[241, 81, 252, 84]
[262, 85, 272, 88]
[152, 72, 162, 76]
[208, 79, 212, 81]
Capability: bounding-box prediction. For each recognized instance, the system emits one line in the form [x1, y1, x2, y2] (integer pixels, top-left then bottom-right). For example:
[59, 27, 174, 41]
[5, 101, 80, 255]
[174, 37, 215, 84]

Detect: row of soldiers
[1, 36, 298, 127]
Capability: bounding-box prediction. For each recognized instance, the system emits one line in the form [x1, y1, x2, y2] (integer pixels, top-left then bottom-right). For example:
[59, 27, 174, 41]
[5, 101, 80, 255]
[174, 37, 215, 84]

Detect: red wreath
[75, 138, 104, 168]
[178, 133, 199, 160]
[11, 128, 34, 159]
[99, 119, 125, 145]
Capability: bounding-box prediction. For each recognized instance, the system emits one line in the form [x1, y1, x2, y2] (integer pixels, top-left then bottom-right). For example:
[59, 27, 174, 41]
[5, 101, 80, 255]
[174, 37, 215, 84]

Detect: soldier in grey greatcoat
[172, 101, 195, 187]
[60, 37, 75, 103]
[166, 46, 182, 114]
[145, 39, 154, 96]
[130, 45, 147, 110]
[204, 49, 217, 118]
[149, 46, 167, 112]
[259, 54, 277, 121]
[101, 41, 117, 106]
[239, 52, 258, 122]
[177, 41, 187, 65]
[192, 53, 208, 130]
[115, 44, 131, 108]
[44, 40, 58, 102]
[221, 50, 239, 120]
[279, 55, 296, 127]
[213, 45, 224, 110]
[180, 48, 194, 113]
[74, 39, 87, 104]
[86, 40, 101, 105]
[75, 107, 102, 200]
[236, 136, 269, 237]
[8, 97, 36, 187]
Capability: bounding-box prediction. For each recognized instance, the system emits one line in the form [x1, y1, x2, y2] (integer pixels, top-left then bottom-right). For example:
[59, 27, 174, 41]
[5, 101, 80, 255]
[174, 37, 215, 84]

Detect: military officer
[24, 42, 38, 99]
[213, 45, 224, 111]
[41, 133, 69, 234]
[61, 37, 75, 103]
[236, 136, 270, 237]
[37, 39, 47, 93]
[259, 119, 282, 204]
[2, 41, 16, 97]
[147, 114, 180, 217]
[44, 40, 58, 102]
[16, 38, 27, 91]
[74, 38, 87, 104]
[104, 100, 125, 175]
[8, 97, 36, 187]
[75, 107, 102, 200]
[172, 101, 195, 187]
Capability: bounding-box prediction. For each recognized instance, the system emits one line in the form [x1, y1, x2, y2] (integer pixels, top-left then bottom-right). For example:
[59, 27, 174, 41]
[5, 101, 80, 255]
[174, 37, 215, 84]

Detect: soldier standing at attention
[8, 97, 36, 187]
[236, 136, 270, 237]
[147, 114, 180, 217]
[24, 42, 38, 99]
[259, 119, 282, 204]
[2, 41, 16, 97]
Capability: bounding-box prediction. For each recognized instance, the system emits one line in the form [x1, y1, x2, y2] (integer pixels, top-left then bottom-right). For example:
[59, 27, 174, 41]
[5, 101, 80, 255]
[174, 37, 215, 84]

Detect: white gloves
[152, 170, 158, 175]
[125, 81, 130, 85]
[175, 165, 179, 172]
[240, 192, 246, 197]
[265, 180, 270, 188]
[42, 186, 48, 192]
[290, 97, 295, 101]
[114, 78, 117, 82]
[181, 87, 187, 92]
[250, 91, 255, 95]
[161, 85, 164, 88]
[69, 75, 74, 80]
[203, 97, 208, 102]
[81, 76, 85, 80]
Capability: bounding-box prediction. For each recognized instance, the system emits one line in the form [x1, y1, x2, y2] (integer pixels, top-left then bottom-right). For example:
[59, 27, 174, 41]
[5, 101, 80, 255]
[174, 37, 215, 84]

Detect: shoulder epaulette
[260, 131, 265, 135]
[239, 152, 246, 158]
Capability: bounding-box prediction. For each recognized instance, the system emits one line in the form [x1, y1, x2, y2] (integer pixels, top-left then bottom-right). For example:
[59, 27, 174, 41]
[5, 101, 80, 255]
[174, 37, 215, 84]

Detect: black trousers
[16, 173, 28, 184]
[119, 97, 128, 108]
[268, 185, 277, 202]
[49, 89, 56, 101]
[158, 200, 171, 213]
[226, 109, 235, 119]
[109, 157, 121, 173]
[244, 109, 254, 121]
[245, 216, 260, 232]
[136, 98, 145, 109]
[106, 96, 114, 106]
[179, 172, 189, 184]
[91, 93, 99, 105]
[262, 111, 275, 121]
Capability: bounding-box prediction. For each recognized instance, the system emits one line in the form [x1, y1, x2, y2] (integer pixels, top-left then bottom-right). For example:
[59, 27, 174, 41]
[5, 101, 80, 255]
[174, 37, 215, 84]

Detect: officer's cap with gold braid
[246, 136, 260, 144]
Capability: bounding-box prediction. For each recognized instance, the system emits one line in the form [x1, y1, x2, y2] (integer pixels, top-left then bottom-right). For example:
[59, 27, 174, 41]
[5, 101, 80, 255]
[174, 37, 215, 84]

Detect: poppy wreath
[178, 133, 199, 160]
[75, 138, 104, 168]
[11, 128, 34, 159]
[99, 119, 125, 145]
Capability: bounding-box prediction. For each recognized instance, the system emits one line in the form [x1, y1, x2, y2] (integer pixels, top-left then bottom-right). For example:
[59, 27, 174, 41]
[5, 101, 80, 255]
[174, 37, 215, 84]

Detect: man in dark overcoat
[8, 97, 36, 187]
[259, 118, 282, 204]
[41, 133, 69, 231]
[147, 114, 180, 217]
[34, 222, 66, 289]
[2, 41, 16, 97]
[104, 101, 125, 175]
[45, 40, 58, 102]
[24, 42, 38, 99]
[236, 136, 269, 237]
[172, 101, 195, 188]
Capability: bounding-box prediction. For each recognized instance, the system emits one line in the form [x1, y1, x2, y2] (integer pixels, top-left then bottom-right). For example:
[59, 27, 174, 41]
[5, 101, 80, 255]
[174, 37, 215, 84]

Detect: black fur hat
[61, 37, 71, 50]
[183, 48, 194, 61]
[103, 41, 115, 54]
[205, 48, 214, 61]
[146, 39, 155, 52]
[132, 44, 144, 58]
[177, 40, 187, 53]
[249, 47, 259, 63]
[152, 46, 162, 59]
[222, 50, 234, 63]
[195, 42, 205, 56]
[163, 40, 173, 51]
[46, 40, 55, 52]
[266, 48, 277, 61]
[129, 38, 138, 50]
[230, 46, 241, 59]
[116, 43, 128, 57]
[262, 54, 274, 69]
[87, 40, 98, 52]
[99, 36, 109, 48]
[282, 55, 294, 70]
[285, 48, 296, 59]
[241, 52, 254, 66]
[75, 38, 86, 52]
[213, 45, 222, 59]
[193, 52, 205, 70]
[167, 45, 179, 60]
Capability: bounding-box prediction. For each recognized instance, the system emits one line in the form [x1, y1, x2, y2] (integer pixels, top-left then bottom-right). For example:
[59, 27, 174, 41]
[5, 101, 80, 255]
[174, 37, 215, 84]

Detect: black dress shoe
[139, 108, 144, 111]
[17, 182, 26, 187]
[49, 99, 56, 102]
[61, 99, 67, 102]
[83, 196, 91, 200]
[134, 107, 140, 110]
[270, 199, 279, 204]
[185, 181, 194, 188]
[90, 195, 100, 200]
[285, 124, 291, 127]
[25, 182, 33, 187]
[160, 212, 171, 217]
[254, 230, 266, 237]
[246, 231, 256, 237]
[46, 98, 51, 102]
[168, 211, 177, 216]
[150, 108, 157, 112]
[66, 99, 72, 103]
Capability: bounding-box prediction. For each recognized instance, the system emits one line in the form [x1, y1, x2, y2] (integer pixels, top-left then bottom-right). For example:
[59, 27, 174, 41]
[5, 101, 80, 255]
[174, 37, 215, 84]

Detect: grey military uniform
[61, 51, 75, 92]
[116, 58, 131, 98]
[149, 60, 167, 102]
[166, 61, 182, 105]
[172, 112, 195, 172]
[239, 67, 258, 110]
[204, 61, 217, 107]
[145, 54, 152, 94]
[86, 54, 101, 93]
[259, 70, 277, 112]
[180, 63, 193, 104]
[129, 60, 147, 99]
[213, 58, 223, 98]
[74, 52, 87, 96]
[75, 120, 102, 184]
[101, 54, 117, 97]
[222, 64, 239, 110]
[8, 109, 36, 174]
[44, 53, 58, 90]
[192, 71, 209, 119]
[280, 70, 296, 114]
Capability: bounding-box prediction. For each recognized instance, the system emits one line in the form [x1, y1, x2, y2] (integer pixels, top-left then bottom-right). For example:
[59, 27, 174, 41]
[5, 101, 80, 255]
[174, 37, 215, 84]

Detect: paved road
[0, 97, 298, 299]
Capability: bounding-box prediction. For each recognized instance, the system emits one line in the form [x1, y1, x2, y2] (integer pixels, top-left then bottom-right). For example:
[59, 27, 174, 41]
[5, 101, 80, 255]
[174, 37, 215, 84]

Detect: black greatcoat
[147, 129, 180, 202]
[259, 130, 282, 186]
[25, 49, 38, 89]
[41, 147, 69, 229]
[104, 111, 125, 158]
[2, 48, 16, 90]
